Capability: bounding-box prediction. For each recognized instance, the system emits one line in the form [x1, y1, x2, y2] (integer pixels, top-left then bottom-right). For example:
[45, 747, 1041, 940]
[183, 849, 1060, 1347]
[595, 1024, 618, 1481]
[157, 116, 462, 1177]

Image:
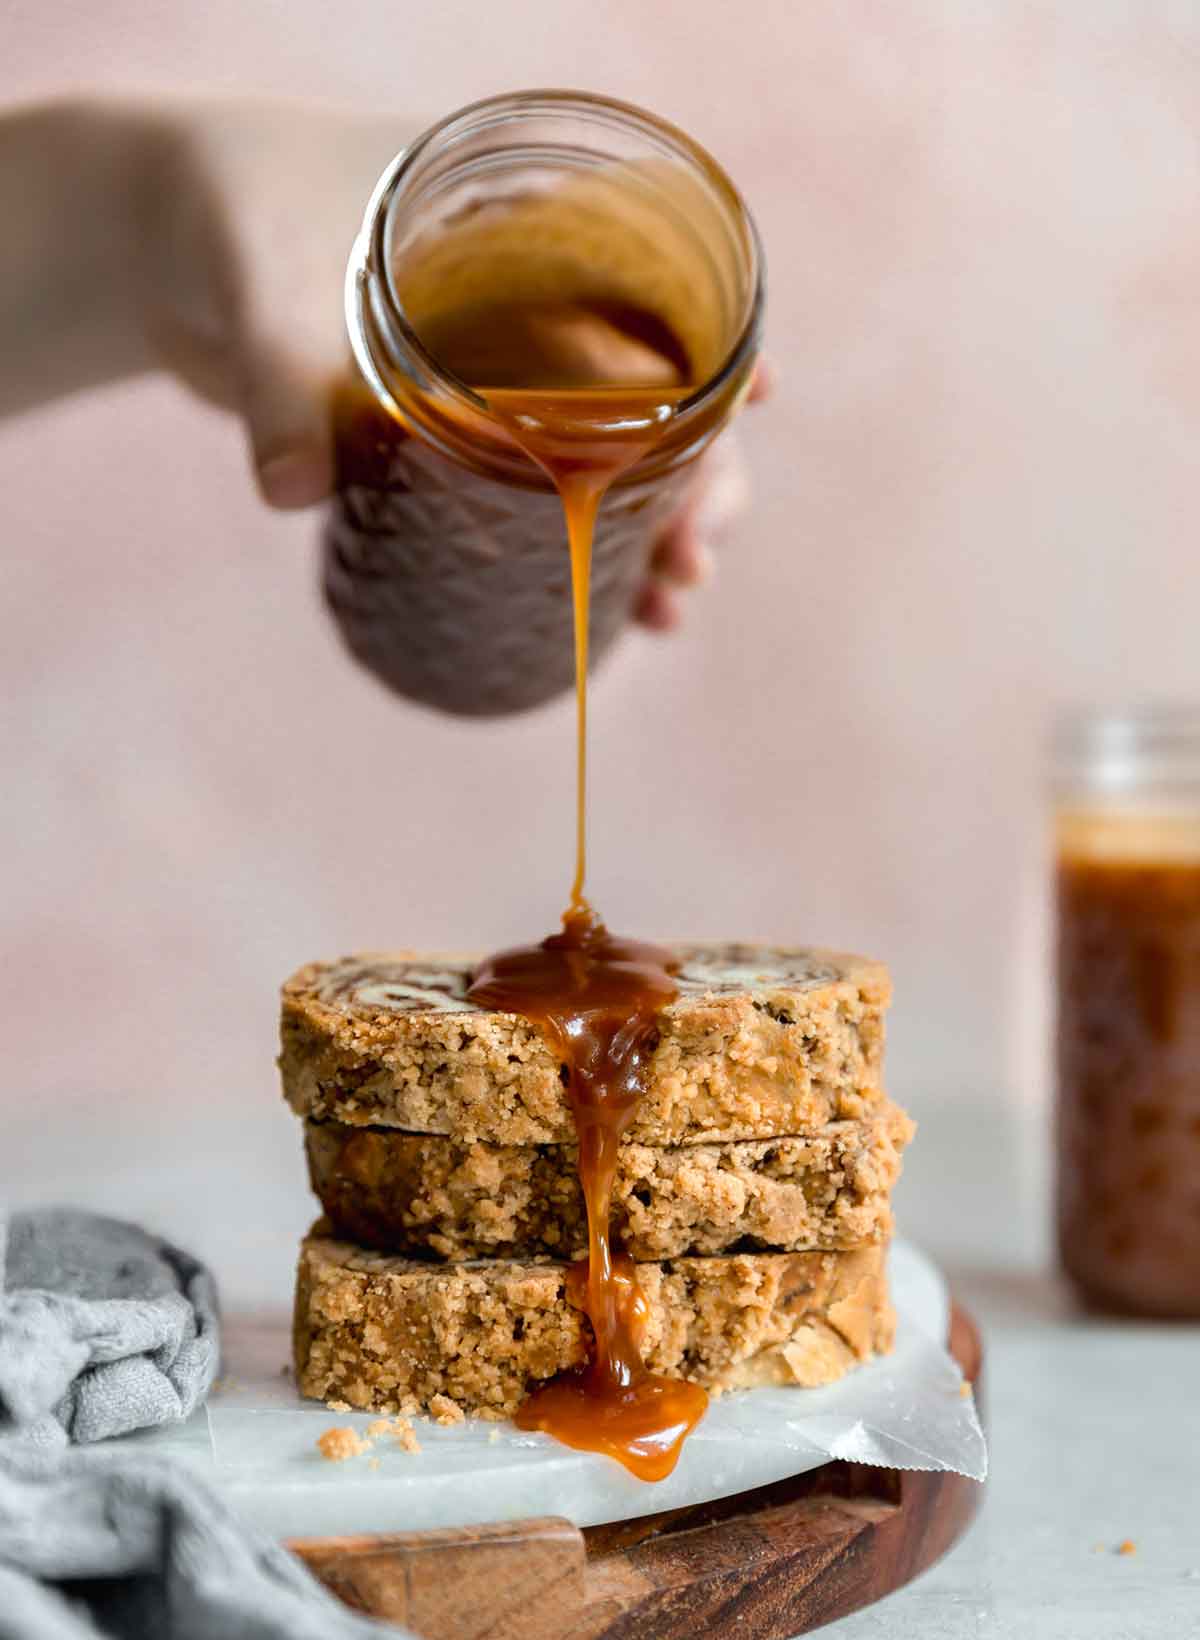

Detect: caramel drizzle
[482, 386, 682, 926]
[469, 913, 706, 1480]
[467, 380, 708, 1479]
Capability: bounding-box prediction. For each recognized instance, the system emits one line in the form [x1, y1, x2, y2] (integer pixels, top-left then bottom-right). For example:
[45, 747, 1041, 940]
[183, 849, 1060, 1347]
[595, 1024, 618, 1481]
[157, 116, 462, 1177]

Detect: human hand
[633, 360, 772, 632]
[129, 99, 411, 509]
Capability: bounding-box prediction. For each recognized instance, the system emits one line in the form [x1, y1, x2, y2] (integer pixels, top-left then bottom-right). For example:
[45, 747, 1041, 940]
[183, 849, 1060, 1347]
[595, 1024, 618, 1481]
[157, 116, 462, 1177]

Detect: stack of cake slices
[279, 944, 913, 1419]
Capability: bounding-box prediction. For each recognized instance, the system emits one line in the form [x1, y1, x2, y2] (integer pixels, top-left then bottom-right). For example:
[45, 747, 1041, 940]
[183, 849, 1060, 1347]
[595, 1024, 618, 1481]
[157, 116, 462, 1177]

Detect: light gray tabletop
[824, 1098, 1200, 1640]
[7, 1092, 1197, 1637]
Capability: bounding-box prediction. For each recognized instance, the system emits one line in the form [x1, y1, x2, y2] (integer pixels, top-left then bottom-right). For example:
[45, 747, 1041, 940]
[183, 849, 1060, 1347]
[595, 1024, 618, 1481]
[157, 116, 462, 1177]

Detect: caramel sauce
[432, 297, 711, 1476]
[484, 384, 684, 914]
[1056, 813, 1200, 1317]
[470, 913, 707, 1479]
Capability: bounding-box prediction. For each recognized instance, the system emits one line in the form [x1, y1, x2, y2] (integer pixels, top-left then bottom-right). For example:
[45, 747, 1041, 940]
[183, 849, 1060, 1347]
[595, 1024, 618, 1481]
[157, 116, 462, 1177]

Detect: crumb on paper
[487, 1427, 502, 1445]
[1117, 1540, 1137, 1557]
[958, 1380, 972, 1399]
[325, 1398, 353, 1413]
[393, 1418, 422, 1455]
[368, 1457, 381, 1472]
[429, 1394, 465, 1426]
[363, 1415, 422, 1454]
[317, 1426, 370, 1463]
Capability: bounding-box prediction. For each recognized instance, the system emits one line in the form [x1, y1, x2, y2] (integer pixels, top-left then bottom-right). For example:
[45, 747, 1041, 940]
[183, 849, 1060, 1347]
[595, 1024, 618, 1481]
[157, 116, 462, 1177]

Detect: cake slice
[304, 1104, 913, 1261]
[280, 944, 890, 1145]
[294, 1227, 894, 1418]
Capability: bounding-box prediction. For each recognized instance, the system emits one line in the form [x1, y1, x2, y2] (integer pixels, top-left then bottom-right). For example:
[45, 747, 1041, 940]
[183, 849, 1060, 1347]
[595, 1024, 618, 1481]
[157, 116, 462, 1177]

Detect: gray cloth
[0, 1446, 396, 1640]
[0, 1210, 403, 1640]
[0, 1211, 218, 1447]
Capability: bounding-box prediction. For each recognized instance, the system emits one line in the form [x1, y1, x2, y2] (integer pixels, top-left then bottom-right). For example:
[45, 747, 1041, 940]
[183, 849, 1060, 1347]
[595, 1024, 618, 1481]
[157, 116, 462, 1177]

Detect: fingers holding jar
[634, 359, 772, 632]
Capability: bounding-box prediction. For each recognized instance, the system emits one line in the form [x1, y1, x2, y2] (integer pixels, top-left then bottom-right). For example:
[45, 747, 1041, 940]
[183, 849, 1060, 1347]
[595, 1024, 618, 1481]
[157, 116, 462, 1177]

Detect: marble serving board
[112, 1240, 984, 1541]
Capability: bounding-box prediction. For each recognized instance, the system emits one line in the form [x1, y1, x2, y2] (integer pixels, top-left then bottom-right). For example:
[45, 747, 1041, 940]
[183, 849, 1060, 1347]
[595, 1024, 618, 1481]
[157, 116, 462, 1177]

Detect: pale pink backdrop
[3, 5, 1198, 1299]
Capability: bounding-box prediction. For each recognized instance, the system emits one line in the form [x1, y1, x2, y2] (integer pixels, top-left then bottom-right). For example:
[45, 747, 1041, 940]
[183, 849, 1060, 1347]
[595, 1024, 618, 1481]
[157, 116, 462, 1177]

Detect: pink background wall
[4, 5, 1199, 1296]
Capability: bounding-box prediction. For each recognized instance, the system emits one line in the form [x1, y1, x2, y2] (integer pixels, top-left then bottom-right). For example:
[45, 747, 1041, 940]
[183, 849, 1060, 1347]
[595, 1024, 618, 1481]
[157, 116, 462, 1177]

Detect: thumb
[240, 337, 335, 510]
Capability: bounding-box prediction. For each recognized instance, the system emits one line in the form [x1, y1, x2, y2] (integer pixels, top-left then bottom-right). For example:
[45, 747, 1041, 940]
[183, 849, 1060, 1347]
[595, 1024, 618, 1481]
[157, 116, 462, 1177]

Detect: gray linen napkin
[0, 1446, 398, 1640]
[0, 1210, 218, 1447]
[0, 1209, 405, 1640]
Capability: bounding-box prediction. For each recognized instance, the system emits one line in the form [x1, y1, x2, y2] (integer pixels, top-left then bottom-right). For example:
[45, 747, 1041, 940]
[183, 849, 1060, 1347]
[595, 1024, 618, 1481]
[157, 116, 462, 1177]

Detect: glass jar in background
[323, 91, 763, 717]
[1053, 707, 1200, 1317]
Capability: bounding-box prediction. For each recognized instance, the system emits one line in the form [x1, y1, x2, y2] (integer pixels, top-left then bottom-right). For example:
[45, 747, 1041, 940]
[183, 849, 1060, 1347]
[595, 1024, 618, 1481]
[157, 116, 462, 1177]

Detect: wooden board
[291, 1304, 984, 1639]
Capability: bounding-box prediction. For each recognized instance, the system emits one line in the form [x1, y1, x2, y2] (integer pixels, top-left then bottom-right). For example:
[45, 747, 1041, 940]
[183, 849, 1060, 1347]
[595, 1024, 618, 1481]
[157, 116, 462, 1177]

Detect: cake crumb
[365, 1415, 422, 1454]
[958, 1380, 972, 1399]
[394, 1418, 422, 1454]
[1117, 1540, 1137, 1557]
[487, 1427, 502, 1445]
[368, 1457, 381, 1472]
[325, 1398, 353, 1413]
[317, 1426, 369, 1462]
[429, 1394, 465, 1426]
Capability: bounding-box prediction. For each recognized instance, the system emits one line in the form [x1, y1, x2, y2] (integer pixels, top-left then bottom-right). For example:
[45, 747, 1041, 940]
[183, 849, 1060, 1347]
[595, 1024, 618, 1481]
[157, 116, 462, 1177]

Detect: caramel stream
[449, 304, 708, 1477]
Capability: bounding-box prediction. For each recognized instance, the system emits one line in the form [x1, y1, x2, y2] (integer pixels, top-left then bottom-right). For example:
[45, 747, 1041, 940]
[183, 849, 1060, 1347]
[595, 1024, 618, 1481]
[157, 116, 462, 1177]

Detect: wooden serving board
[291, 1304, 983, 1639]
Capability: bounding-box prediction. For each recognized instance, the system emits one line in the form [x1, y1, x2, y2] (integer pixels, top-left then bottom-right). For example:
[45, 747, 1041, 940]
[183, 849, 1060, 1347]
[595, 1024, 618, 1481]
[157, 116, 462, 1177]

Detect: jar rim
[347, 88, 763, 473]
[1052, 703, 1200, 796]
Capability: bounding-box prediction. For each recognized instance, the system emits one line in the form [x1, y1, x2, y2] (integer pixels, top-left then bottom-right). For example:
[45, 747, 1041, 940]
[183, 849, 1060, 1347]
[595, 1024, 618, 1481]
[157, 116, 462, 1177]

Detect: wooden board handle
[291, 1515, 583, 1638]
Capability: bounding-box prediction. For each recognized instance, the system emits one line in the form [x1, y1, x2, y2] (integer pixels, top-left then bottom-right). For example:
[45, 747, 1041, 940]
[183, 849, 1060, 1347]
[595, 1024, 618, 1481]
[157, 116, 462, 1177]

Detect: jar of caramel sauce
[323, 92, 762, 716]
[1055, 708, 1200, 1317]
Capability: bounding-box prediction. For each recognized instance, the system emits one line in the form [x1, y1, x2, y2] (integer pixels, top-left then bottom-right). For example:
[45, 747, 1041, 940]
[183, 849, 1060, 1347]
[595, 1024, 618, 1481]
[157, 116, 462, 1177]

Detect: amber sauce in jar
[1055, 712, 1200, 1317]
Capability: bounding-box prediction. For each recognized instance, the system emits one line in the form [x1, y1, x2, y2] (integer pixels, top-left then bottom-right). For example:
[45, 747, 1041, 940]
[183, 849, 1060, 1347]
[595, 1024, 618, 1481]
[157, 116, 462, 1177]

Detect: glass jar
[322, 91, 763, 717]
[1053, 706, 1200, 1317]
